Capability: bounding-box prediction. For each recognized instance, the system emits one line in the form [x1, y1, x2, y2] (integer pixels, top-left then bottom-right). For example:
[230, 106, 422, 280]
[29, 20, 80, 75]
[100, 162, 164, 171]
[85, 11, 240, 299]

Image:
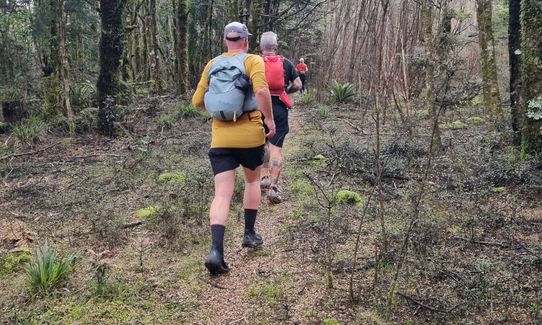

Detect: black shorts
[263, 98, 289, 147]
[208, 145, 265, 175]
[299, 74, 307, 84]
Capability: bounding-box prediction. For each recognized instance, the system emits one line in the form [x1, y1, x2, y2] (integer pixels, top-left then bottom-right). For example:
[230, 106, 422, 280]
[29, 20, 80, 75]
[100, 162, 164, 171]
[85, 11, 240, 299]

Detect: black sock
[210, 224, 225, 255]
[244, 209, 257, 235]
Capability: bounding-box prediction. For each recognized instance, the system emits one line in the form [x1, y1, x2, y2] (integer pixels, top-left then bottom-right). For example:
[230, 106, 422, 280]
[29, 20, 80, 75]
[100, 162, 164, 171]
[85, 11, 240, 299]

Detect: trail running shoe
[204, 248, 230, 275]
[242, 232, 263, 248]
[260, 176, 271, 190]
[267, 187, 283, 204]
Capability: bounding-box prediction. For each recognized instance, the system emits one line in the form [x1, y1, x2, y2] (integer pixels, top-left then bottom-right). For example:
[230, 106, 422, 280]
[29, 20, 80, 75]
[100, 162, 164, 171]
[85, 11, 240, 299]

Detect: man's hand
[265, 119, 276, 139]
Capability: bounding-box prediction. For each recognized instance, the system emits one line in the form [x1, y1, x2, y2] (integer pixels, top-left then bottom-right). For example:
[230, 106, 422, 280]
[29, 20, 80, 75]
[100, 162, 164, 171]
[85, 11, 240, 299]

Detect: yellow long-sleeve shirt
[192, 52, 268, 148]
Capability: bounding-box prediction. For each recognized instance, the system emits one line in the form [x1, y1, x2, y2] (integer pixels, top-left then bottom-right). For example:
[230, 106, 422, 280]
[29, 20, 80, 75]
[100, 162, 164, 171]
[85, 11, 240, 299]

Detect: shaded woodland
[1, 0, 541, 324]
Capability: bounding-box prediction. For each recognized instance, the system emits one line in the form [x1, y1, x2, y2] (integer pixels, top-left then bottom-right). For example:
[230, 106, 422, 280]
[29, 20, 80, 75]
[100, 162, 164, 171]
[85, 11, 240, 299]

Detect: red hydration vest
[262, 55, 293, 109]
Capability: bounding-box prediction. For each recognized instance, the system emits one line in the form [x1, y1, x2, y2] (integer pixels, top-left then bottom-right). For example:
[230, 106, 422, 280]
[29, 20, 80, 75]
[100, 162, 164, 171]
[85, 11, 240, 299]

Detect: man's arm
[287, 77, 302, 94]
[255, 87, 275, 139]
[191, 61, 213, 110]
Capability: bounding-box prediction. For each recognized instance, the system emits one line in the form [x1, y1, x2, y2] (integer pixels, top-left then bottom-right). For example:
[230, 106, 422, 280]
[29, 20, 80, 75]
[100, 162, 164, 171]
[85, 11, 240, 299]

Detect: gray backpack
[204, 53, 258, 121]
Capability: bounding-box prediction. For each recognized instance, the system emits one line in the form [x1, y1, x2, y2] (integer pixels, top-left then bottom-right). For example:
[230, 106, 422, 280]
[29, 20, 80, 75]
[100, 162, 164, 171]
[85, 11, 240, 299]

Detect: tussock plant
[25, 242, 78, 294]
[300, 92, 315, 105]
[330, 80, 355, 103]
[12, 115, 47, 147]
[176, 104, 200, 118]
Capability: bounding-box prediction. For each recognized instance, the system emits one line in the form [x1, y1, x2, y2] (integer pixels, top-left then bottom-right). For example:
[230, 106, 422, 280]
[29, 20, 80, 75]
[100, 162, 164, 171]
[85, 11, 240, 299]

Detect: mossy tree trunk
[519, 0, 542, 152]
[509, 0, 521, 143]
[149, 0, 163, 93]
[57, 0, 74, 136]
[248, 0, 262, 49]
[228, 0, 239, 22]
[476, 0, 502, 121]
[175, 0, 188, 95]
[97, 0, 124, 136]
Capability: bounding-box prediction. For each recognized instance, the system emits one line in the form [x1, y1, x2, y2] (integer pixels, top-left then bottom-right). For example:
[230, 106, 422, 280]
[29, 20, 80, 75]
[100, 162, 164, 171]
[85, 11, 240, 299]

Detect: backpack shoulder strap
[208, 53, 248, 76]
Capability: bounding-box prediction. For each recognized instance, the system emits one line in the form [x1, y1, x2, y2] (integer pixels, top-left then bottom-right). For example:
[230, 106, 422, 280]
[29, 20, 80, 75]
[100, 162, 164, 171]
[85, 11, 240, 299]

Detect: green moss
[291, 179, 314, 196]
[254, 250, 270, 257]
[467, 116, 485, 124]
[158, 171, 186, 185]
[335, 190, 363, 206]
[323, 318, 340, 325]
[492, 187, 507, 193]
[471, 95, 483, 106]
[179, 259, 201, 281]
[135, 206, 159, 219]
[311, 154, 326, 167]
[440, 120, 468, 129]
[1, 250, 32, 275]
[247, 281, 285, 307]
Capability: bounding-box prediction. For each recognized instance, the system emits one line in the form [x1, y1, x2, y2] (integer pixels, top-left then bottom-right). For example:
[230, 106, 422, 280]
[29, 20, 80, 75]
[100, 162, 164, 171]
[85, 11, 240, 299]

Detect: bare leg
[260, 143, 270, 179]
[243, 166, 262, 209]
[267, 143, 283, 188]
[210, 170, 236, 226]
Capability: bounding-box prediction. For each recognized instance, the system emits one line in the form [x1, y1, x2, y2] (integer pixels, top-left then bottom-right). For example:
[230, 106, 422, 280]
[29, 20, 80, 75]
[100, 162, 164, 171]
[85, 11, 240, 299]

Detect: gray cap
[260, 31, 278, 50]
[224, 22, 251, 41]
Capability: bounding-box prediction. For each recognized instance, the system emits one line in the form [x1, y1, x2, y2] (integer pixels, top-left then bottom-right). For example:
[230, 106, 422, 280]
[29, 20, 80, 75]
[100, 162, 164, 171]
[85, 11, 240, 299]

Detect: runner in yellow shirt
[192, 22, 275, 275]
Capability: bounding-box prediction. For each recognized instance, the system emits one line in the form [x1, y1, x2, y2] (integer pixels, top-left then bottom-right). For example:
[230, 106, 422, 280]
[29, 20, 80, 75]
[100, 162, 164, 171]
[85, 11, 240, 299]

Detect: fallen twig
[0, 142, 61, 161]
[342, 119, 365, 134]
[228, 317, 246, 324]
[396, 292, 449, 313]
[454, 236, 509, 248]
[122, 221, 143, 229]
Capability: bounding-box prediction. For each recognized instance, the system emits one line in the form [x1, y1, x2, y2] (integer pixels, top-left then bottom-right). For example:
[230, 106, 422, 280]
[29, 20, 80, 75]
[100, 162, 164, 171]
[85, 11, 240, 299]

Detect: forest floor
[1, 94, 541, 324]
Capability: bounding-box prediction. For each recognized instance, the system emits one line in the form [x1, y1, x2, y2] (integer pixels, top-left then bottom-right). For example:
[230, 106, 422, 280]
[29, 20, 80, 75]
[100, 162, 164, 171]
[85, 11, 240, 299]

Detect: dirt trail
[194, 109, 307, 324]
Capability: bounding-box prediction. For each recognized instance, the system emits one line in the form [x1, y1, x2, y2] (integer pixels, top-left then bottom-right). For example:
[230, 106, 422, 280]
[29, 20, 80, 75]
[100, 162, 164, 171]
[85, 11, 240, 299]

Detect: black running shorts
[208, 145, 265, 175]
[263, 98, 289, 148]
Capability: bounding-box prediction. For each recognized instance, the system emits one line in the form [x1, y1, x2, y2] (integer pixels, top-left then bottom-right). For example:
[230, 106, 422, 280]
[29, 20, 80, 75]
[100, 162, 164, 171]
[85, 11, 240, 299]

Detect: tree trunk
[43, 0, 60, 118]
[262, 0, 279, 30]
[57, 0, 74, 136]
[518, 0, 542, 152]
[149, 0, 162, 92]
[97, 0, 124, 136]
[509, 0, 521, 144]
[229, 0, 239, 22]
[175, 0, 188, 95]
[248, 0, 261, 49]
[422, 1, 441, 149]
[476, 0, 502, 121]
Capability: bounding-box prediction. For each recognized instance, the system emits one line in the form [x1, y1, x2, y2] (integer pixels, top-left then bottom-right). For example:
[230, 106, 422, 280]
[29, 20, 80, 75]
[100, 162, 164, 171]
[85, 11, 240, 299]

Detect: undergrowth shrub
[26, 242, 78, 294]
[145, 161, 213, 247]
[75, 107, 99, 133]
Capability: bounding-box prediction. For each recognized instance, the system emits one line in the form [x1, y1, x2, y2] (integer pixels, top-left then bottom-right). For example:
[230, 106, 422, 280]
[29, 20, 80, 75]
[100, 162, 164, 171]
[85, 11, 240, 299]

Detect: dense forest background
[1, 0, 541, 148]
[1, 0, 541, 324]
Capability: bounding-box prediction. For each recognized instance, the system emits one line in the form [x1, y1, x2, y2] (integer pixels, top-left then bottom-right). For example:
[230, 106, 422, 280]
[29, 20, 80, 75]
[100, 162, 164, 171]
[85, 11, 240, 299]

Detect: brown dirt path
[192, 108, 320, 324]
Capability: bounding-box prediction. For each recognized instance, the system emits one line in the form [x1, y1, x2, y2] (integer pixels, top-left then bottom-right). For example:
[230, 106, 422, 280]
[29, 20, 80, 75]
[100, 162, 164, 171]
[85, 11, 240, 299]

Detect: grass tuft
[25, 242, 78, 294]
